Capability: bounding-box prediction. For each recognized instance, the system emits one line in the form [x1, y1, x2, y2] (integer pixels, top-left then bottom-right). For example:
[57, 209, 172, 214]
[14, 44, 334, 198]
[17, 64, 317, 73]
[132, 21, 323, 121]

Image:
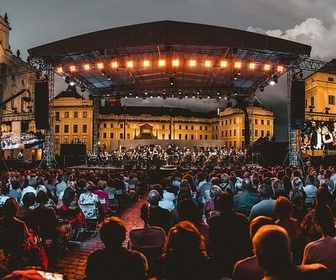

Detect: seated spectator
[17, 192, 36, 232]
[78, 181, 100, 219]
[0, 198, 30, 270]
[252, 224, 328, 279]
[289, 177, 307, 222]
[147, 190, 172, 235]
[234, 178, 260, 217]
[204, 185, 222, 219]
[129, 204, 166, 277]
[8, 180, 21, 203]
[303, 174, 318, 208]
[249, 182, 276, 221]
[232, 216, 275, 280]
[94, 180, 110, 218]
[208, 192, 252, 278]
[156, 220, 215, 280]
[302, 204, 336, 274]
[85, 216, 148, 280]
[274, 196, 304, 264]
[301, 186, 332, 243]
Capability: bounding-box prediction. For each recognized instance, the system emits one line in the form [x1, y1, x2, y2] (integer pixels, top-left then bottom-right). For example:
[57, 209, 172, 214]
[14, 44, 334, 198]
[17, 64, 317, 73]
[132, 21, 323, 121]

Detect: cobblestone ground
[50, 195, 146, 280]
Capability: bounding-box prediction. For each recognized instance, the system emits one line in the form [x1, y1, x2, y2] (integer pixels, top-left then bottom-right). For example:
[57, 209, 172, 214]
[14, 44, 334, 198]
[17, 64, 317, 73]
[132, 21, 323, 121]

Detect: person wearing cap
[147, 189, 172, 234]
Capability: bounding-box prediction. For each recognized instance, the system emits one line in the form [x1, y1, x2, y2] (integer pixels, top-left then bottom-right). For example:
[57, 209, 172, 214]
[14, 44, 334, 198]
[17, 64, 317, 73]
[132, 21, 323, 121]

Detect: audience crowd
[0, 152, 336, 279]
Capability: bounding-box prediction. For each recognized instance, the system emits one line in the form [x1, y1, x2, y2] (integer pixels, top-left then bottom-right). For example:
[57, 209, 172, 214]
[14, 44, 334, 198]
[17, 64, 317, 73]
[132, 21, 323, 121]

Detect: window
[233, 118, 236, 124]
[179, 134, 182, 140]
[229, 119, 232, 124]
[64, 111, 69, 118]
[74, 111, 78, 118]
[261, 119, 264, 125]
[261, 130, 264, 137]
[185, 134, 188, 140]
[73, 124, 78, 133]
[205, 135, 208, 140]
[127, 133, 130, 139]
[255, 130, 258, 137]
[120, 133, 123, 139]
[267, 120, 270, 125]
[234, 129, 236, 136]
[162, 125, 165, 129]
[55, 125, 60, 133]
[311, 96, 314, 106]
[103, 123, 107, 128]
[255, 119, 258, 125]
[225, 130, 228, 137]
[179, 125, 182, 129]
[229, 130, 232, 137]
[242, 129, 245, 136]
[103, 132, 107, 139]
[186, 125, 188, 130]
[191, 125, 194, 130]
[200, 135, 203, 140]
[82, 124, 87, 133]
[64, 124, 69, 133]
[120, 123, 123, 129]
[225, 120, 228, 125]
[200, 126, 203, 130]
[221, 131, 224, 137]
[110, 123, 114, 128]
[191, 134, 194, 140]
[55, 111, 60, 121]
[221, 121, 223, 126]
[110, 132, 114, 139]
[328, 95, 335, 105]
[328, 77, 334, 82]
[83, 111, 88, 118]
[205, 126, 208, 131]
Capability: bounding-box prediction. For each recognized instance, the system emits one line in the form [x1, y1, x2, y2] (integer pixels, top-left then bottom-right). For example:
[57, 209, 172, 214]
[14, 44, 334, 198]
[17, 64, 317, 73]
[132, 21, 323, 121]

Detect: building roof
[54, 86, 85, 99]
[28, 20, 311, 99]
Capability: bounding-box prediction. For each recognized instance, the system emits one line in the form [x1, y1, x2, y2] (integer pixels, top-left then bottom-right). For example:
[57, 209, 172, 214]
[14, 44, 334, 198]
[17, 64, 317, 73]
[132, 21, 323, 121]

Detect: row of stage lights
[106, 90, 238, 100]
[55, 59, 286, 74]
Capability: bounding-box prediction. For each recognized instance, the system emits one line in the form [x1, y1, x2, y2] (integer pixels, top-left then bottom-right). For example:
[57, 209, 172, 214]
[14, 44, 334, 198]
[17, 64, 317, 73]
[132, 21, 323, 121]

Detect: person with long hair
[156, 220, 214, 280]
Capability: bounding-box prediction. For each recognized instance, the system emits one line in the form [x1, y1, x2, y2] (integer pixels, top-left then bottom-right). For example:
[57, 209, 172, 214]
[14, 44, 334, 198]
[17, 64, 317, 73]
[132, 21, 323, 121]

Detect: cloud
[248, 17, 336, 61]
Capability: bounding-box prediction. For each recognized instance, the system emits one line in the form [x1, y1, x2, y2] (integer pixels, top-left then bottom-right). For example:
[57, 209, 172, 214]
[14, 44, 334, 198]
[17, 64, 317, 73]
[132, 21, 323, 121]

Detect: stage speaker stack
[290, 80, 305, 129]
[34, 81, 50, 130]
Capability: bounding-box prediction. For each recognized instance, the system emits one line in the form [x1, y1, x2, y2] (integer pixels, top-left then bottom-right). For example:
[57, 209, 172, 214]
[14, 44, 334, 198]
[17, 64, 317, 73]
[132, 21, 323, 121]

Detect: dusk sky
[2, 0, 336, 141]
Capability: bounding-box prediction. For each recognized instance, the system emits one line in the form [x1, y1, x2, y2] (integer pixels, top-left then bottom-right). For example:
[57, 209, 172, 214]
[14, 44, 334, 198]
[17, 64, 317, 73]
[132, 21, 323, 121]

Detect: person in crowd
[301, 186, 332, 243]
[303, 174, 318, 209]
[204, 185, 222, 219]
[8, 179, 21, 203]
[272, 179, 287, 199]
[274, 196, 304, 264]
[17, 192, 36, 232]
[208, 192, 252, 278]
[252, 224, 328, 279]
[129, 203, 166, 277]
[147, 189, 172, 234]
[156, 220, 215, 280]
[85, 216, 148, 280]
[302, 204, 336, 274]
[232, 216, 275, 280]
[0, 198, 30, 270]
[249, 182, 276, 221]
[233, 177, 260, 217]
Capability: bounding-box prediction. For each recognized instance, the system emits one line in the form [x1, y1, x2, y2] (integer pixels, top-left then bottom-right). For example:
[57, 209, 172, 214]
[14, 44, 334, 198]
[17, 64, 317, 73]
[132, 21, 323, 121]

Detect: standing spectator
[208, 192, 252, 278]
[303, 174, 318, 209]
[8, 180, 21, 203]
[85, 217, 148, 280]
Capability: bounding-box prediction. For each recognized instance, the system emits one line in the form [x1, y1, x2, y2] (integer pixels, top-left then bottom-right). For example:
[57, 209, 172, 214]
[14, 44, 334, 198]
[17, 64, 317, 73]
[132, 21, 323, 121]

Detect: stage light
[270, 74, 278, 85]
[107, 75, 111, 81]
[126, 61, 134, 68]
[158, 59, 166, 67]
[143, 60, 150, 67]
[277, 65, 284, 72]
[172, 59, 180, 67]
[56, 67, 63, 74]
[189, 60, 196, 67]
[83, 64, 90, 71]
[249, 63, 256, 70]
[205, 60, 212, 68]
[234, 61, 242, 70]
[97, 63, 104, 70]
[169, 77, 175, 86]
[111, 61, 118, 69]
[69, 65, 76, 72]
[264, 64, 271, 71]
[69, 81, 75, 86]
[220, 60, 228, 68]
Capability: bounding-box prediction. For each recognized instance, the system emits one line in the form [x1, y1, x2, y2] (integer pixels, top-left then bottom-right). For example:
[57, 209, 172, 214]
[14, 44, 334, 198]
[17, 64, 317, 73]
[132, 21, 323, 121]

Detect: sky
[2, 0, 336, 141]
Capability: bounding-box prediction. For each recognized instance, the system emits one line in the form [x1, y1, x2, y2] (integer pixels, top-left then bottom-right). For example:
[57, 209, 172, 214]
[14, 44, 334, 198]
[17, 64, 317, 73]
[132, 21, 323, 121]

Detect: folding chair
[78, 203, 99, 235]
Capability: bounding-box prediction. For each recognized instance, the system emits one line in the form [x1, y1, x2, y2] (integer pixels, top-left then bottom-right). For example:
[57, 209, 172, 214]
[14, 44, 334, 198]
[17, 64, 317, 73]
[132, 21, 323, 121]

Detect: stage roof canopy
[28, 20, 311, 99]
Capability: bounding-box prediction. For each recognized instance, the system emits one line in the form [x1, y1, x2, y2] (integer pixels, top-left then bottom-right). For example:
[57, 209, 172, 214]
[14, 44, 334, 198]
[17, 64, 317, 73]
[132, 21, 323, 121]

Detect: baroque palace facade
[51, 86, 275, 156]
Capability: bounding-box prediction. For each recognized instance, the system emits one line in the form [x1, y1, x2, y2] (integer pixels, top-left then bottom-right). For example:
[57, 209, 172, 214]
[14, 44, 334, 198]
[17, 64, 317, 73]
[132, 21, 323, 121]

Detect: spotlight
[270, 74, 278, 85]
[69, 81, 75, 86]
[169, 77, 175, 86]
